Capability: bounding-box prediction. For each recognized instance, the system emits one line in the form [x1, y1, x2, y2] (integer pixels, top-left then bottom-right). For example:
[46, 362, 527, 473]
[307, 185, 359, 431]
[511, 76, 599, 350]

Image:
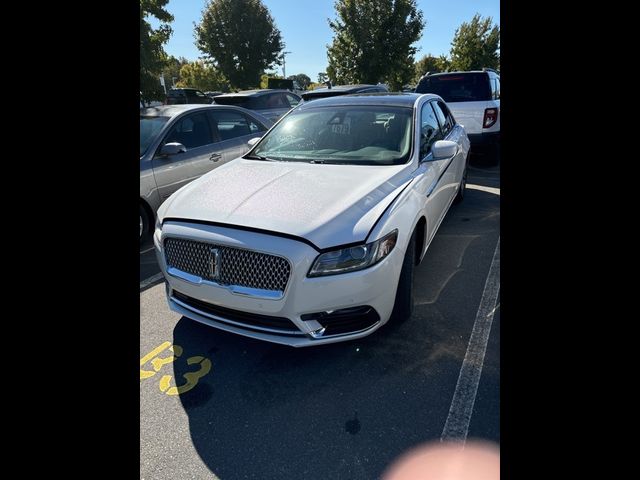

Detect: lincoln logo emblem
[210, 248, 220, 280]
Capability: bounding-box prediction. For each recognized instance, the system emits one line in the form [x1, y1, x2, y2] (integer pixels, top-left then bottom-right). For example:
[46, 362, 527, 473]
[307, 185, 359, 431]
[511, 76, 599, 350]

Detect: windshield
[416, 73, 491, 102]
[251, 106, 413, 165]
[140, 116, 170, 156]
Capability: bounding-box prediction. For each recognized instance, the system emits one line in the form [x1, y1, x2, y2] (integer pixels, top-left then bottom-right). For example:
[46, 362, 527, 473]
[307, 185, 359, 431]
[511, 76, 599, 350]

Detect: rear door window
[209, 110, 261, 141]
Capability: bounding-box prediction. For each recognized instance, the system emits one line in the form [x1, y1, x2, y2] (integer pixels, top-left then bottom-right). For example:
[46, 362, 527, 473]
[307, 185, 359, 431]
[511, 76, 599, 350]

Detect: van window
[416, 72, 492, 102]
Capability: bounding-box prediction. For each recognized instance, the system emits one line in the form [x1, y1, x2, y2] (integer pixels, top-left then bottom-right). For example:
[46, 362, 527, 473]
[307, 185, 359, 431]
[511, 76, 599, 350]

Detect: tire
[390, 230, 416, 322]
[140, 204, 150, 246]
[454, 158, 468, 204]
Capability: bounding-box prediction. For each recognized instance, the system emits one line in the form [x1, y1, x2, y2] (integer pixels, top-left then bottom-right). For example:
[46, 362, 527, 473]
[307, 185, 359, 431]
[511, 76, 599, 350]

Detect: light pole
[281, 51, 291, 78]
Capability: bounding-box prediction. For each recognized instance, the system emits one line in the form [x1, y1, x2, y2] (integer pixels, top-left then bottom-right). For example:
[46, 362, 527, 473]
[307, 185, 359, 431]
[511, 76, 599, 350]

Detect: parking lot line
[140, 246, 155, 254]
[441, 236, 500, 443]
[140, 272, 164, 291]
[467, 184, 500, 195]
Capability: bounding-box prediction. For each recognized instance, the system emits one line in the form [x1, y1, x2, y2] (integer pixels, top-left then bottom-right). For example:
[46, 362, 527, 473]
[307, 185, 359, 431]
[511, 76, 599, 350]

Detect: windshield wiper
[243, 154, 274, 161]
[309, 159, 343, 164]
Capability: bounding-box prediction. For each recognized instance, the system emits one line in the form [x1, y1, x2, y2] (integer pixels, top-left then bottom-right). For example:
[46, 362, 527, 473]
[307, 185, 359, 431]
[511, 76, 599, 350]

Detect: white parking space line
[441, 237, 500, 443]
[140, 272, 164, 291]
[467, 184, 501, 196]
[140, 246, 155, 254]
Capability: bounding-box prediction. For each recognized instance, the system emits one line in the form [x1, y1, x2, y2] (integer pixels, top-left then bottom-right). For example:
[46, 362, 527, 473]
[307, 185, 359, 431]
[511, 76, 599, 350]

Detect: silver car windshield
[251, 106, 413, 165]
[140, 116, 170, 157]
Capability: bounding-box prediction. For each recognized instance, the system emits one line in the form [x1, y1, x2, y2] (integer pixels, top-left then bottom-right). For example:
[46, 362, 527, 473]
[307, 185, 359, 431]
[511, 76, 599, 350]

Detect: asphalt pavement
[140, 164, 500, 479]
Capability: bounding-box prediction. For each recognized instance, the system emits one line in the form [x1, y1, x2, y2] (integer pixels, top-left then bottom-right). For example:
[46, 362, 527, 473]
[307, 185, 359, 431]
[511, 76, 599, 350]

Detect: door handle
[209, 153, 222, 162]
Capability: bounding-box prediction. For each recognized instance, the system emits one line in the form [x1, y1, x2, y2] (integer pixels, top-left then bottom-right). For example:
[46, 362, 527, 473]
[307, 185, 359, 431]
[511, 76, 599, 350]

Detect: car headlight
[155, 215, 162, 232]
[307, 229, 398, 277]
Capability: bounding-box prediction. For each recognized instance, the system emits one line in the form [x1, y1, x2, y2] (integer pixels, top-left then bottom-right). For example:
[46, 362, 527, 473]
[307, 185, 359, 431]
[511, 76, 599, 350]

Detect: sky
[148, 0, 500, 81]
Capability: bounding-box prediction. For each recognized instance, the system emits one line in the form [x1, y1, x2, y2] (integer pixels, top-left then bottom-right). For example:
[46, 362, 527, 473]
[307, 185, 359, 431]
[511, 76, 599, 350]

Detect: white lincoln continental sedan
[154, 93, 470, 346]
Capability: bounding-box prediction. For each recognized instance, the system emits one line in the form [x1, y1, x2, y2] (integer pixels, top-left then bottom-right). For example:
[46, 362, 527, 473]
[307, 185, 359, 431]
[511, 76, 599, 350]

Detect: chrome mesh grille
[164, 238, 291, 292]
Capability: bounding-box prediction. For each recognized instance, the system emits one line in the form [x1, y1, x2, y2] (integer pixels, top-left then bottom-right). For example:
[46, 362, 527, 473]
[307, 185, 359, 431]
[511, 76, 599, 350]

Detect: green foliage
[413, 54, 451, 83]
[175, 61, 230, 92]
[195, 0, 284, 90]
[140, 0, 174, 102]
[162, 56, 190, 88]
[317, 72, 328, 84]
[449, 14, 500, 71]
[288, 73, 311, 90]
[260, 72, 280, 89]
[326, 0, 424, 91]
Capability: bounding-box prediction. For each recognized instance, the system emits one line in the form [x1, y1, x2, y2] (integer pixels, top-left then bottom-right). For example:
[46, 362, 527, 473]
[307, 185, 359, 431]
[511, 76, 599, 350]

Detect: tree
[317, 72, 328, 83]
[195, 0, 284, 90]
[140, 0, 174, 102]
[162, 56, 190, 88]
[449, 14, 500, 71]
[260, 72, 280, 89]
[413, 53, 451, 83]
[288, 73, 311, 90]
[176, 61, 230, 92]
[326, 0, 424, 91]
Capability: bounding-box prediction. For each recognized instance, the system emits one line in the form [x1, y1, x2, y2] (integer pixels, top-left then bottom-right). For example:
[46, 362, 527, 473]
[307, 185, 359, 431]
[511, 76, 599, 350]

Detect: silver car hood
[159, 158, 413, 249]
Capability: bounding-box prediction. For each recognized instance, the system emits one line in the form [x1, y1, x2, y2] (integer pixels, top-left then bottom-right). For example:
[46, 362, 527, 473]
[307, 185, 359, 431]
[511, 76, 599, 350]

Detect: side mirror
[160, 142, 186, 156]
[247, 137, 260, 148]
[432, 140, 458, 160]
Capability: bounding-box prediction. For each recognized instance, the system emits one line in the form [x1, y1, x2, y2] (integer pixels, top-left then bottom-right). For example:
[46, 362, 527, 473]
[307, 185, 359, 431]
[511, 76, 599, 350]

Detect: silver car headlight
[308, 230, 398, 277]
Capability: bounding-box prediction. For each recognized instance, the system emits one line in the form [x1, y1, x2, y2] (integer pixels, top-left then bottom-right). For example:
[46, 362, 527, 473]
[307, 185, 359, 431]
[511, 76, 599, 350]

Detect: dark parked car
[213, 89, 302, 122]
[301, 84, 389, 102]
[166, 88, 212, 105]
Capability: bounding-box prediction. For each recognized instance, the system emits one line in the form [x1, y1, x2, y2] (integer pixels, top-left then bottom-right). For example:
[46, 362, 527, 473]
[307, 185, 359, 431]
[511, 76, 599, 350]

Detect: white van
[416, 69, 500, 159]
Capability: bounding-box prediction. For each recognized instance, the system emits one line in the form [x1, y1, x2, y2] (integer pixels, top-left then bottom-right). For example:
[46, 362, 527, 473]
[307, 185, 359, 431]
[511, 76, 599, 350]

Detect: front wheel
[390, 230, 416, 322]
[454, 160, 468, 204]
[140, 204, 150, 246]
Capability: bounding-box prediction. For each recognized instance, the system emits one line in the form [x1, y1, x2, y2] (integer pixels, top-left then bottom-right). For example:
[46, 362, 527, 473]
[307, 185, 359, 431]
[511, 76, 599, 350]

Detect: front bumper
[154, 220, 404, 347]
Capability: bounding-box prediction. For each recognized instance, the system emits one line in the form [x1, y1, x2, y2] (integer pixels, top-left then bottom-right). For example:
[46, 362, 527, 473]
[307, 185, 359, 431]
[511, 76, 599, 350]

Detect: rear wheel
[390, 230, 416, 322]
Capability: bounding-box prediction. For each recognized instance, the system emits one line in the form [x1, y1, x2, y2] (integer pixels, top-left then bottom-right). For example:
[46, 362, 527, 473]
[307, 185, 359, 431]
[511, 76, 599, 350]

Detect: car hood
[159, 158, 413, 249]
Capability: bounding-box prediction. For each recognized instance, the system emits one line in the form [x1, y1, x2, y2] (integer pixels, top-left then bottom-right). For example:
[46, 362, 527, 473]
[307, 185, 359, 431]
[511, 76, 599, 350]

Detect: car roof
[296, 92, 438, 109]
[306, 84, 382, 94]
[216, 89, 295, 98]
[425, 70, 497, 78]
[167, 88, 201, 92]
[140, 104, 227, 117]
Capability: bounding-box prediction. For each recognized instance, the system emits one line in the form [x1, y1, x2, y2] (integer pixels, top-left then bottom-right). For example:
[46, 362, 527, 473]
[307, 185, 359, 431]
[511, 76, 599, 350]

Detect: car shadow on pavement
[169, 177, 500, 479]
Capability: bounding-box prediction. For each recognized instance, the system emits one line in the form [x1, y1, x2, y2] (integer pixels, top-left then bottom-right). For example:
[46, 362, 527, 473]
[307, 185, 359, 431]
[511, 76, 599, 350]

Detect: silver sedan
[140, 105, 273, 243]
